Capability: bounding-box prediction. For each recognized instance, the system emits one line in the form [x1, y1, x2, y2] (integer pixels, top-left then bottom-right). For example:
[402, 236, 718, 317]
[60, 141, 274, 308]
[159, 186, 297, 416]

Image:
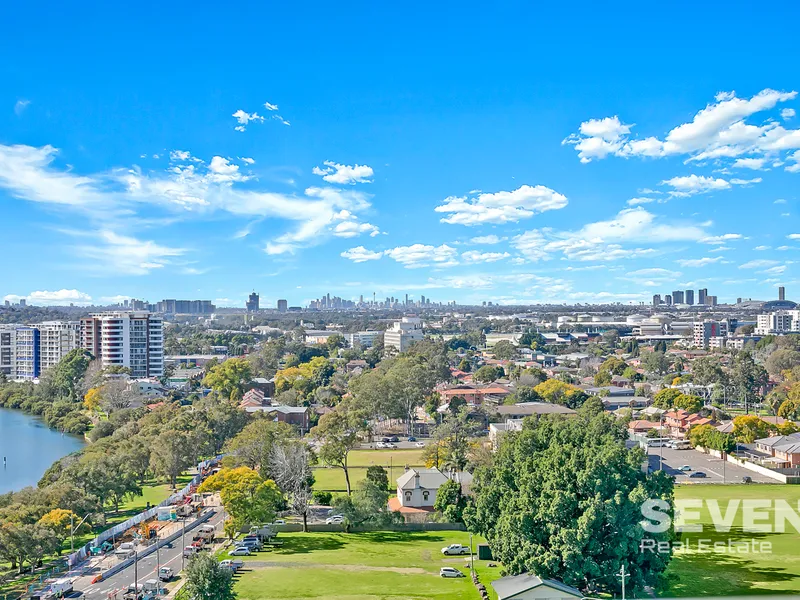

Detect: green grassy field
[666, 484, 800, 596]
[232, 531, 501, 600]
[313, 448, 426, 492]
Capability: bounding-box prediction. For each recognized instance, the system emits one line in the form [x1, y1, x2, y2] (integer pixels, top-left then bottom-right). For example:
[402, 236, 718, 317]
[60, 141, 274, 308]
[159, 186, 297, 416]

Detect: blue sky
[2, 3, 800, 308]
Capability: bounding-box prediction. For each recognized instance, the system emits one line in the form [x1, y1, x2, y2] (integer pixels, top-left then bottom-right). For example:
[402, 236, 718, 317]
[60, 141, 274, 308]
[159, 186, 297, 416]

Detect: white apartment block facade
[383, 317, 424, 352]
[81, 312, 164, 377]
[693, 319, 729, 349]
[346, 331, 382, 348]
[39, 321, 81, 371]
[0, 325, 17, 377]
[755, 311, 800, 336]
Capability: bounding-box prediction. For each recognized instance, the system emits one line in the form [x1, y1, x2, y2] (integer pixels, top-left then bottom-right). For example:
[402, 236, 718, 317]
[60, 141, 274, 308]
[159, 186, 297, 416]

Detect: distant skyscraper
[671, 290, 684, 304]
[246, 292, 260, 312]
[685, 290, 694, 305]
[779, 286, 786, 301]
[707, 295, 718, 306]
[277, 299, 288, 312]
[698, 288, 708, 305]
[652, 294, 661, 306]
[19, 299, 26, 307]
[665, 295, 673, 306]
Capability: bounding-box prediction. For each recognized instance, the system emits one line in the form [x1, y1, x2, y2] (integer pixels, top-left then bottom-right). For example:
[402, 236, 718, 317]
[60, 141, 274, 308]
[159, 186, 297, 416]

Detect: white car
[229, 546, 251, 556]
[375, 442, 387, 448]
[440, 567, 465, 578]
[326, 515, 345, 525]
[441, 544, 470, 556]
[414, 442, 425, 448]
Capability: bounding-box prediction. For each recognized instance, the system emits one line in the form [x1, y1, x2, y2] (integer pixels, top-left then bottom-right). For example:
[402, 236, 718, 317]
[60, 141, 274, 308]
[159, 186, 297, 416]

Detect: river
[0, 407, 86, 494]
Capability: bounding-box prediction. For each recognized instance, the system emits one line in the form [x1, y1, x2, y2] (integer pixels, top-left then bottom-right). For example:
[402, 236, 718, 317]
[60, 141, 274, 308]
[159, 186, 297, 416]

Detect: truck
[176, 503, 194, 517]
[122, 583, 143, 600]
[248, 524, 276, 542]
[115, 542, 136, 560]
[34, 578, 73, 599]
[196, 524, 216, 542]
[158, 566, 174, 581]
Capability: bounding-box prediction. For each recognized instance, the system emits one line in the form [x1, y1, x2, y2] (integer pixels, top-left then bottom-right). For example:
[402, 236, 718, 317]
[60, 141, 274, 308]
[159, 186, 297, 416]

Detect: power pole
[617, 564, 629, 600]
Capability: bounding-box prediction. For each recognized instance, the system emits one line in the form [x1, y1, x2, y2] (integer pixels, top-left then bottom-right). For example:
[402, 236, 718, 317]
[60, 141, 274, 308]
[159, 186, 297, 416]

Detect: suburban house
[628, 420, 662, 435]
[388, 468, 473, 521]
[438, 383, 512, 406]
[754, 433, 800, 467]
[602, 396, 651, 411]
[494, 402, 577, 420]
[585, 386, 635, 397]
[239, 389, 310, 432]
[663, 409, 715, 438]
[491, 573, 583, 600]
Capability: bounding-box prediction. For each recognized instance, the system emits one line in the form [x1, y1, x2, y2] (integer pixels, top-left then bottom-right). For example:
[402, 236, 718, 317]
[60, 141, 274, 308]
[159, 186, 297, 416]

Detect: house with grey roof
[755, 433, 800, 467]
[491, 573, 583, 600]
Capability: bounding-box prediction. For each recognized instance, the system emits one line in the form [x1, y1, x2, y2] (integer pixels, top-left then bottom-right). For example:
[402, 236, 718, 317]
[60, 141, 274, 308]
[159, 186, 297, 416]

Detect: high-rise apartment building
[698, 289, 708, 305]
[671, 290, 685, 304]
[80, 312, 164, 377]
[155, 299, 215, 314]
[665, 295, 673, 306]
[345, 331, 382, 348]
[246, 292, 260, 312]
[14, 327, 40, 380]
[0, 325, 17, 377]
[277, 299, 288, 312]
[39, 321, 81, 371]
[383, 317, 423, 352]
[706, 296, 718, 306]
[685, 290, 694, 305]
[652, 294, 661, 306]
[779, 286, 786, 301]
[693, 319, 729, 348]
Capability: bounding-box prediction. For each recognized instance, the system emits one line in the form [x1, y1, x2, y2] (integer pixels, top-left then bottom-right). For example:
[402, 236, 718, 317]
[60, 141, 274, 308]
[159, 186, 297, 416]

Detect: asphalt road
[72, 509, 226, 600]
[647, 447, 775, 483]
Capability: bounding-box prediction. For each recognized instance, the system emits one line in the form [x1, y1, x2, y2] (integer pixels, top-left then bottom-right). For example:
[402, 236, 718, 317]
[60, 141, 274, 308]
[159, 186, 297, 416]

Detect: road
[647, 446, 776, 483]
[71, 509, 226, 599]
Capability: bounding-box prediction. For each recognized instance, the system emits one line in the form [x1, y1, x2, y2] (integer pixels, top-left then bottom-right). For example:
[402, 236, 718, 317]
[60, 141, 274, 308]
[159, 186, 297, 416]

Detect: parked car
[388, 436, 400, 443]
[241, 536, 263, 549]
[385, 443, 397, 449]
[219, 559, 245, 572]
[678, 465, 692, 471]
[326, 515, 345, 525]
[229, 546, 251, 556]
[440, 567, 465, 578]
[375, 442, 387, 449]
[441, 544, 470, 556]
[158, 566, 173, 581]
[237, 539, 260, 551]
[381, 437, 390, 443]
[689, 471, 708, 478]
[414, 442, 425, 448]
[407, 436, 417, 442]
[742, 476, 753, 483]
[273, 519, 286, 525]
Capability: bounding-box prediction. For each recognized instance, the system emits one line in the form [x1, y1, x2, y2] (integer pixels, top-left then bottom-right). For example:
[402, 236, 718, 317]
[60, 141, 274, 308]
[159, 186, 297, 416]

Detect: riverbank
[0, 406, 86, 493]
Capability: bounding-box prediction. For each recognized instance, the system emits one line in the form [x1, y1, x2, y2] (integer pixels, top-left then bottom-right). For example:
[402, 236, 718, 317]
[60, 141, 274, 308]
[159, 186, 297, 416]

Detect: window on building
[422, 491, 429, 502]
[404, 491, 412, 502]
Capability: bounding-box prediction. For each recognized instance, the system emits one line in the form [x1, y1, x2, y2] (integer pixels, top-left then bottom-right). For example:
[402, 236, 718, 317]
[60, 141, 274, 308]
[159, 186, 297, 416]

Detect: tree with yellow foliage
[83, 387, 102, 412]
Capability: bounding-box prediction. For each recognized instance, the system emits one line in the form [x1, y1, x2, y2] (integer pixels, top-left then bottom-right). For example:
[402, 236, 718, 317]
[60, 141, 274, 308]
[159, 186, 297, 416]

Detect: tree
[150, 430, 195, 488]
[365, 466, 389, 491]
[492, 340, 517, 360]
[465, 411, 674, 596]
[652, 388, 683, 409]
[434, 478, 466, 523]
[422, 408, 474, 473]
[37, 508, 81, 544]
[311, 401, 367, 495]
[270, 443, 314, 532]
[332, 479, 401, 530]
[473, 365, 503, 383]
[732, 415, 774, 443]
[223, 419, 295, 480]
[688, 424, 734, 452]
[183, 551, 236, 600]
[643, 351, 671, 376]
[199, 467, 282, 531]
[730, 351, 768, 408]
[202, 358, 253, 403]
[83, 387, 102, 412]
[533, 379, 587, 408]
[689, 356, 727, 387]
[326, 333, 347, 353]
[765, 349, 800, 380]
[49, 349, 92, 400]
[778, 397, 800, 420]
[673, 394, 703, 413]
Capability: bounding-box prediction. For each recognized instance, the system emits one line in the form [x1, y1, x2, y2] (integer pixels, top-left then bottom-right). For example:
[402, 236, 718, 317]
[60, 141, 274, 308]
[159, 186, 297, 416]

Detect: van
[183, 545, 199, 557]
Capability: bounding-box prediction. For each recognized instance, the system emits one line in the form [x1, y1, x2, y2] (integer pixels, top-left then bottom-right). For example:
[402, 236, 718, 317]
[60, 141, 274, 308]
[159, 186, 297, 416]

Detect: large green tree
[184, 551, 236, 600]
[466, 411, 674, 596]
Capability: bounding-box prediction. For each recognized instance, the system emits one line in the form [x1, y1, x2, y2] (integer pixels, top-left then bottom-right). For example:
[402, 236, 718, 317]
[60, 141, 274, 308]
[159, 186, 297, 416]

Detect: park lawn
[233, 531, 502, 600]
[313, 448, 426, 492]
[666, 484, 800, 596]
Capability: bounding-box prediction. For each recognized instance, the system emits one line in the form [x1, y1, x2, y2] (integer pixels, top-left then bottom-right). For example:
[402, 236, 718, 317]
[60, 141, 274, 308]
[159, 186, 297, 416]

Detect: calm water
[0, 407, 86, 494]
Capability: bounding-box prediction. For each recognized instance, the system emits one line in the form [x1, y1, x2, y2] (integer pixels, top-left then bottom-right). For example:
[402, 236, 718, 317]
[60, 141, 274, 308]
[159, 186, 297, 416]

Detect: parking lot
[646, 447, 776, 483]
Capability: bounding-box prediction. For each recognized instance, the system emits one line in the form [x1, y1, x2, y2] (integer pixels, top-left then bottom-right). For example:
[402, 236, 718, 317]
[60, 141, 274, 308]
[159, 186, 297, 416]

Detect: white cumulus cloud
[435, 185, 567, 225]
[312, 161, 374, 185]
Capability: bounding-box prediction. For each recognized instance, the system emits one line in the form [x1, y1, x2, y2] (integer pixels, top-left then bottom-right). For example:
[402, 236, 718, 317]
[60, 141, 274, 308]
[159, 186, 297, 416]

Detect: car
[388, 436, 400, 442]
[414, 442, 425, 448]
[229, 546, 251, 556]
[742, 476, 753, 483]
[273, 519, 286, 525]
[441, 544, 471, 556]
[440, 567, 465, 578]
[375, 442, 387, 449]
[237, 539, 260, 551]
[407, 436, 417, 442]
[678, 465, 692, 471]
[219, 559, 245, 572]
[241, 536, 262, 549]
[385, 443, 397, 449]
[381, 437, 390, 443]
[326, 515, 345, 525]
[689, 471, 708, 478]
[158, 566, 173, 581]
[183, 545, 199, 557]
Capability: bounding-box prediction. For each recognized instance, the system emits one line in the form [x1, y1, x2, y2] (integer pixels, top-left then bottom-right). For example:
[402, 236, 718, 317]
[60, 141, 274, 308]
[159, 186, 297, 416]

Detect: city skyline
[2, 4, 800, 308]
